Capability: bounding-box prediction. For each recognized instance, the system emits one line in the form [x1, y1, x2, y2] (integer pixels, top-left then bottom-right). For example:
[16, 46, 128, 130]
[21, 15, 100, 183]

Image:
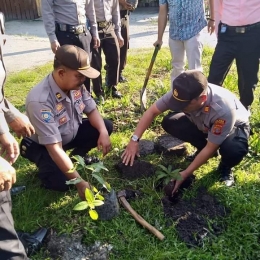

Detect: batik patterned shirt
[159, 0, 207, 41]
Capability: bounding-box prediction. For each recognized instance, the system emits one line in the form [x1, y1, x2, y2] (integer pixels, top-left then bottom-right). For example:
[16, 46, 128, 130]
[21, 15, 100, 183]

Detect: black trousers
[55, 29, 92, 92]
[119, 11, 130, 74]
[0, 191, 27, 260]
[161, 112, 249, 168]
[91, 24, 120, 96]
[20, 119, 113, 192]
[208, 23, 260, 109]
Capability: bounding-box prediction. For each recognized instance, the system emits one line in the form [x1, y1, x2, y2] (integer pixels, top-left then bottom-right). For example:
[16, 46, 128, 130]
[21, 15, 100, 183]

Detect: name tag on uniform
[220, 24, 227, 33]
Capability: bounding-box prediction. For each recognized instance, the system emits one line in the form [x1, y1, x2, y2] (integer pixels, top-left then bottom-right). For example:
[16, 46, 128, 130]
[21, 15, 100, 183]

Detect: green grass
[5, 46, 260, 259]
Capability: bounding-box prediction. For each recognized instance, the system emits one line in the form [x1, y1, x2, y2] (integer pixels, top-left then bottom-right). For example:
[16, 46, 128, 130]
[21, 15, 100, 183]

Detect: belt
[97, 21, 111, 28]
[56, 23, 86, 34]
[222, 21, 260, 33]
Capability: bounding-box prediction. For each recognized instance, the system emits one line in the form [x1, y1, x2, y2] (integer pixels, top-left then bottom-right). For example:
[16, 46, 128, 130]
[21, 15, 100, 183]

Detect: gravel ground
[3, 7, 216, 74]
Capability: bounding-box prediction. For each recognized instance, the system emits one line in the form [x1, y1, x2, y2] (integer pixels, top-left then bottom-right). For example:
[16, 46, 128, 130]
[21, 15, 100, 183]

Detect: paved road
[3, 7, 216, 74]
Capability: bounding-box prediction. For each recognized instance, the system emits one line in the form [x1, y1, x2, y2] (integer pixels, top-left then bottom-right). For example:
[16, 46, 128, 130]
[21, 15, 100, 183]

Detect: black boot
[217, 162, 234, 187]
[10, 185, 26, 196]
[107, 85, 122, 99]
[119, 73, 128, 83]
[18, 228, 48, 256]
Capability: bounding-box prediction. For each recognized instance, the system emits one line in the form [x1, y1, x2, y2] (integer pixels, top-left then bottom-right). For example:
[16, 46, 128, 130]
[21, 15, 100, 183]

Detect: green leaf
[73, 201, 89, 211]
[155, 172, 167, 181]
[103, 182, 111, 192]
[85, 188, 94, 203]
[92, 173, 106, 186]
[72, 155, 85, 168]
[157, 165, 168, 173]
[86, 162, 108, 173]
[96, 194, 105, 201]
[92, 186, 98, 193]
[168, 165, 172, 172]
[93, 200, 104, 207]
[89, 209, 98, 220]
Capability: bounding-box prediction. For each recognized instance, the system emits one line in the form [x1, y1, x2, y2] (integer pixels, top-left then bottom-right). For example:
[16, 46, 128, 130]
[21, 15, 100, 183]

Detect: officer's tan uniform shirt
[94, 0, 121, 36]
[41, 0, 98, 43]
[26, 74, 96, 145]
[0, 14, 21, 135]
[156, 84, 250, 145]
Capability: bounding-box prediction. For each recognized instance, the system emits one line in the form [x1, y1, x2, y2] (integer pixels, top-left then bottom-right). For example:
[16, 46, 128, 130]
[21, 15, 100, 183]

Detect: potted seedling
[155, 164, 182, 197]
[66, 155, 119, 220]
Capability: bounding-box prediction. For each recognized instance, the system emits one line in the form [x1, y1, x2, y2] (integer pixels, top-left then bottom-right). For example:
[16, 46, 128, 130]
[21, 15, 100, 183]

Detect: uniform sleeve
[2, 98, 22, 124]
[81, 87, 96, 114]
[27, 101, 62, 145]
[41, 0, 57, 43]
[159, 0, 167, 5]
[208, 110, 236, 145]
[0, 111, 9, 135]
[112, 0, 121, 37]
[155, 91, 173, 112]
[86, 0, 98, 38]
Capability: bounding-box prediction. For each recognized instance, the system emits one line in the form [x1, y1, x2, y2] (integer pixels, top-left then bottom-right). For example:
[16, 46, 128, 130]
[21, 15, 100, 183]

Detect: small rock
[155, 134, 187, 156]
[139, 139, 155, 156]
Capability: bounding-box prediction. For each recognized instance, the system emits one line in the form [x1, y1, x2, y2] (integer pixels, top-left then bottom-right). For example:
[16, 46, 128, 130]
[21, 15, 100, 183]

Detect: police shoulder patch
[212, 119, 226, 135]
[41, 109, 52, 123]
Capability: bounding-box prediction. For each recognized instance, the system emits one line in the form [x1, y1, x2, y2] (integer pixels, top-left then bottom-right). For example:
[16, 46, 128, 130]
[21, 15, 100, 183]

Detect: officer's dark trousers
[208, 23, 260, 109]
[21, 119, 113, 192]
[91, 24, 120, 96]
[55, 29, 92, 92]
[119, 12, 130, 75]
[161, 112, 249, 168]
[0, 191, 27, 260]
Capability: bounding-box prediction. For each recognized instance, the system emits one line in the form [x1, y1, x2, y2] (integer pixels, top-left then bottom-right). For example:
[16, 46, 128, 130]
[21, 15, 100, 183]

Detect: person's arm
[41, 0, 60, 53]
[86, 0, 100, 48]
[0, 156, 16, 191]
[45, 142, 90, 200]
[112, 0, 124, 47]
[154, 3, 168, 47]
[119, 0, 133, 10]
[214, 0, 223, 35]
[207, 0, 215, 35]
[86, 108, 111, 156]
[121, 103, 162, 166]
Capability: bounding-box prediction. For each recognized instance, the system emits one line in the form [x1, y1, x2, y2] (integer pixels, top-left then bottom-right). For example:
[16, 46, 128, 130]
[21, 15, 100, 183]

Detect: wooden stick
[119, 196, 165, 241]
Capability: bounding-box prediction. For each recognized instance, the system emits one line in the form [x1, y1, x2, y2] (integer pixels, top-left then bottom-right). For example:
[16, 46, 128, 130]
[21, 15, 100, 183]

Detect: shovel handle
[119, 196, 165, 241]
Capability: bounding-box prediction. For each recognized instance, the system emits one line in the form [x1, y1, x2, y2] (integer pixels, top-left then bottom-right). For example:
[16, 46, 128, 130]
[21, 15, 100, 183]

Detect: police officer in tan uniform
[91, 0, 124, 99]
[20, 45, 113, 199]
[41, 0, 99, 92]
[0, 12, 35, 259]
[122, 70, 250, 189]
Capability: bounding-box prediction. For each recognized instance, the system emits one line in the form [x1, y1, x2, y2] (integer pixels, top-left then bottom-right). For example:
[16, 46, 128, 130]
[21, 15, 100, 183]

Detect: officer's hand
[93, 37, 100, 49]
[121, 140, 139, 166]
[117, 36, 124, 48]
[9, 114, 35, 138]
[75, 180, 91, 200]
[153, 39, 163, 48]
[51, 40, 60, 54]
[207, 20, 215, 35]
[97, 131, 111, 156]
[171, 171, 189, 196]
[0, 133, 19, 164]
[0, 157, 16, 192]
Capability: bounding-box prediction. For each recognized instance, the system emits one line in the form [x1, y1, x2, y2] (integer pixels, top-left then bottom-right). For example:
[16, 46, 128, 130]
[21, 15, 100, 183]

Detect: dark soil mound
[162, 188, 229, 247]
[116, 160, 155, 180]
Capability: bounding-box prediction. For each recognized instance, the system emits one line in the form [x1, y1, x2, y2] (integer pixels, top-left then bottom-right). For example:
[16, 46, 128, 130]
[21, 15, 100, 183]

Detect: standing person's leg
[103, 25, 121, 98]
[235, 27, 260, 109]
[0, 191, 28, 260]
[185, 32, 203, 72]
[169, 38, 185, 84]
[208, 28, 237, 86]
[119, 12, 130, 83]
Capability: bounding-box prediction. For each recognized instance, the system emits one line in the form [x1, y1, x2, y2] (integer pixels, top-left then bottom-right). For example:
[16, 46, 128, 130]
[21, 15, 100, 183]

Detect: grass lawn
[5, 46, 260, 260]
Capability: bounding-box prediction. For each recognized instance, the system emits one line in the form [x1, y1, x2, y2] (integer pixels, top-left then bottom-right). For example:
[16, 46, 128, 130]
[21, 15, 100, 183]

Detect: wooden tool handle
[119, 196, 165, 240]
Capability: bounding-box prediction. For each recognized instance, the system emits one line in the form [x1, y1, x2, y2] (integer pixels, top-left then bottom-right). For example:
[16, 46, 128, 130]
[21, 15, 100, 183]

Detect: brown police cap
[169, 70, 208, 111]
[55, 45, 100, 79]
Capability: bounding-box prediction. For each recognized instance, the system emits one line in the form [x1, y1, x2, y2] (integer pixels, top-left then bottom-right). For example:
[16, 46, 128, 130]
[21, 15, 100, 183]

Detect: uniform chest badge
[73, 90, 82, 100]
[41, 109, 52, 123]
[59, 115, 68, 125]
[204, 106, 210, 112]
[79, 103, 85, 112]
[56, 103, 64, 112]
[56, 92, 62, 100]
[212, 119, 226, 135]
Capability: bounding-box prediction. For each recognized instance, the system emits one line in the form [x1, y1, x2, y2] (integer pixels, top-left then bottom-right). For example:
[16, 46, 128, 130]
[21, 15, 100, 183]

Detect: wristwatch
[131, 134, 140, 142]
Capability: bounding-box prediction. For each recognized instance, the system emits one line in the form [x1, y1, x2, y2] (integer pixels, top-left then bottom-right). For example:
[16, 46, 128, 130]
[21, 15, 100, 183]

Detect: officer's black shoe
[11, 185, 26, 196]
[84, 155, 100, 165]
[18, 228, 47, 256]
[94, 95, 105, 105]
[186, 149, 219, 162]
[119, 74, 128, 83]
[217, 162, 234, 187]
[107, 85, 122, 99]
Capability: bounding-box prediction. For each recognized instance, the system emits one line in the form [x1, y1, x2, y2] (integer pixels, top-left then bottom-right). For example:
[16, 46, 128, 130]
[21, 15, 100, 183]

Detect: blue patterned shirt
[159, 0, 207, 41]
